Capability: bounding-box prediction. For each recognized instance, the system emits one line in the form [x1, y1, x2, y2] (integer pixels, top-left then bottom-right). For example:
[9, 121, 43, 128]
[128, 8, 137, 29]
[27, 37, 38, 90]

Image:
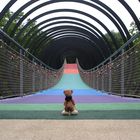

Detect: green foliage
[0, 10, 40, 47]
[104, 18, 140, 51]
[0, 9, 53, 60]
[104, 30, 124, 51]
[7, 12, 24, 35]
[0, 10, 13, 28]
[129, 18, 140, 36]
[129, 18, 140, 44]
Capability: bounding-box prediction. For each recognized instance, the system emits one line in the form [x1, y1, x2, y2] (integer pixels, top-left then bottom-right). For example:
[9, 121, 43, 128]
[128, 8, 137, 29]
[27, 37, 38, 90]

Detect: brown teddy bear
[61, 89, 78, 115]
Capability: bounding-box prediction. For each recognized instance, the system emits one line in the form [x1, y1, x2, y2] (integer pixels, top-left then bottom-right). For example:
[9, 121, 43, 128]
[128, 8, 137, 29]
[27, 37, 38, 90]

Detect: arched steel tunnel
[0, 0, 140, 69]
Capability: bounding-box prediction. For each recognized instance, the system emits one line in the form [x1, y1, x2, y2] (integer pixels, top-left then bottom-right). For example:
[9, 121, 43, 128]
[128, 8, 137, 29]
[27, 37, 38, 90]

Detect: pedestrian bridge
[0, 0, 140, 119]
[1, 63, 140, 119]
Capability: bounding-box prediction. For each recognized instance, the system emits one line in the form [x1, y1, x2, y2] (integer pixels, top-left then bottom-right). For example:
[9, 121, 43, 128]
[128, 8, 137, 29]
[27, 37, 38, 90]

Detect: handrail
[77, 37, 140, 98]
[0, 31, 65, 99]
[78, 32, 140, 72]
[0, 29, 59, 71]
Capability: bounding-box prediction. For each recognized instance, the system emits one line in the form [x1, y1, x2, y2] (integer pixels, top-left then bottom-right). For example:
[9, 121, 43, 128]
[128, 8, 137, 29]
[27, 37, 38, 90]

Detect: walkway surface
[0, 64, 140, 140]
[0, 120, 140, 140]
[0, 64, 140, 119]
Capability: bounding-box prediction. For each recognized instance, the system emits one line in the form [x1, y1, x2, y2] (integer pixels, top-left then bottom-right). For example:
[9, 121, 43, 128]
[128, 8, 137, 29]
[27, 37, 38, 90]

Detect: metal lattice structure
[0, 38, 64, 99]
[0, 0, 140, 68]
[78, 32, 140, 97]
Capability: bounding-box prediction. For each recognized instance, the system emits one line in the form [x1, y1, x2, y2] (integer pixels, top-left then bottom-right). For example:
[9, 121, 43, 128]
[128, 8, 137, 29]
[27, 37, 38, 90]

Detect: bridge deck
[0, 64, 140, 119]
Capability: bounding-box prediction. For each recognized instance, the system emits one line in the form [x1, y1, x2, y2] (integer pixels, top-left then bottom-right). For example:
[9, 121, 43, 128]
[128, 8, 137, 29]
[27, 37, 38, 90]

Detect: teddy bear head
[63, 89, 73, 96]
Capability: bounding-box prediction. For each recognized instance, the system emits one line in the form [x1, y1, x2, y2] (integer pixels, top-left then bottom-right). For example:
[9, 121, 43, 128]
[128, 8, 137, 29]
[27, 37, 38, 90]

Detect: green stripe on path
[0, 110, 140, 119]
[50, 74, 92, 89]
[0, 103, 140, 111]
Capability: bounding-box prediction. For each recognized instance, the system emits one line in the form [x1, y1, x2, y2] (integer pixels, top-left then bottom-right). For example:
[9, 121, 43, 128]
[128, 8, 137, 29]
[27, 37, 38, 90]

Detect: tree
[0, 10, 39, 48]
[0, 10, 13, 29]
[104, 30, 124, 51]
[129, 18, 140, 44]
[129, 18, 140, 36]
[0, 10, 52, 65]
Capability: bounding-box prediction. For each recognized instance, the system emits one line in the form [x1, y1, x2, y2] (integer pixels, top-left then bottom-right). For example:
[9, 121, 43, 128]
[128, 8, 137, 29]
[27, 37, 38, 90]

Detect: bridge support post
[121, 49, 125, 96]
[90, 72, 92, 87]
[96, 67, 99, 90]
[45, 69, 47, 89]
[32, 58, 35, 92]
[101, 65, 104, 92]
[40, 64, 43, 90]
[93, 71, 96, 89]
[109, 58, 112, 93]
[20, 49, 23, 97]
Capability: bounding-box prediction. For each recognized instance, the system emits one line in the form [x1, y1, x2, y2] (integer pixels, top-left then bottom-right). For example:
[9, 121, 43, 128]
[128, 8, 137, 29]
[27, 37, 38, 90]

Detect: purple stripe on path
[1, 95, 140, 104]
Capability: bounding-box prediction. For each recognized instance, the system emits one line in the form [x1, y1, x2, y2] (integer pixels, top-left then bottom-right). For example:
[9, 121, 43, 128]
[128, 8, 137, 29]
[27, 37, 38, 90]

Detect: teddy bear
[61, 89, 78, 115]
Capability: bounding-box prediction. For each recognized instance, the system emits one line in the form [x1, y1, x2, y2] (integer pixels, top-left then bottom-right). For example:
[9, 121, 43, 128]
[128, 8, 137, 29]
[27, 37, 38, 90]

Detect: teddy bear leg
[61, 110, 69, 115]
[71, 109, 79, 115]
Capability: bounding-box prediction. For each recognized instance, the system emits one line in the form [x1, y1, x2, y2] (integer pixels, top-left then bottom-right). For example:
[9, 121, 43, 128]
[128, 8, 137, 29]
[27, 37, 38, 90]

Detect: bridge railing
[77, 32, 140, 98]
[0, 30, 64, 99]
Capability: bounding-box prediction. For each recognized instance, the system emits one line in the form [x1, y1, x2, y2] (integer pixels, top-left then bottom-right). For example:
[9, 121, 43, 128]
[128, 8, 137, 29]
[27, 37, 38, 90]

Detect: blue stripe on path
[1, 94, 140, 104]
[36, 89, 107, 96]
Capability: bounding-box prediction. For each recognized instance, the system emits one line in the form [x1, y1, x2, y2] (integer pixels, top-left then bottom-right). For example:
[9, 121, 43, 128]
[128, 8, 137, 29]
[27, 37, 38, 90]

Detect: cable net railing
[77, 34, 140, 98]
[0, 39, 64, 99]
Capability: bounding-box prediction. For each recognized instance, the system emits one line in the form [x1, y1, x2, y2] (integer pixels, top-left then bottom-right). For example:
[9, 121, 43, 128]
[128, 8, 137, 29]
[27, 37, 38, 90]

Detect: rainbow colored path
[0, 64, 140, 119]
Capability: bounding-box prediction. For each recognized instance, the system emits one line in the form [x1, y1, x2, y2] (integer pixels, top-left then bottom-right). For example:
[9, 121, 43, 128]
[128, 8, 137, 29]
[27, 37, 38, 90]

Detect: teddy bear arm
[64, 101, 67, 106]
[71, 99, 75, 105]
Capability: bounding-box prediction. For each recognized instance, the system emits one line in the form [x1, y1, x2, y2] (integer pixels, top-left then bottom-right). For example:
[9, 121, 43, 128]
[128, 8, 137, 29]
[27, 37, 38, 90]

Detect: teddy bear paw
[61, 110, 70, 115]
[71, 109, 79, 115]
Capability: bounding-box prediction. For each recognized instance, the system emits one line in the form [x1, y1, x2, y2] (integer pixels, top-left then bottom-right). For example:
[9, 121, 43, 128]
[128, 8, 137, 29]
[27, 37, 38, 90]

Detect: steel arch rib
[3, 0, 39, 32]
[2, 0, 130, 40]
[1, 0, 137, 41]
[22, 16, 113, 52]
[29, 25, 108, 58]
[48, 31, 98, 41]
[33, 34, 106, 61]
[0, 0, 17, 21]
[26, 21, 110, 57]
[24, 18, 112, 54]
[50, 31, 91, 39]
[13, 8, 118, 50]
[32, 30, 106, 55]
[90, 0, 131, 40]
[6, 0, 127, 44]
[118, 0, 140, 31]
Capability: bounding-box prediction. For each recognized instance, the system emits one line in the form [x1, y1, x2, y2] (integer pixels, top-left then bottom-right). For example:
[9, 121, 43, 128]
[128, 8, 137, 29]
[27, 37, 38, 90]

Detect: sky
[0, 0, 140, 34]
